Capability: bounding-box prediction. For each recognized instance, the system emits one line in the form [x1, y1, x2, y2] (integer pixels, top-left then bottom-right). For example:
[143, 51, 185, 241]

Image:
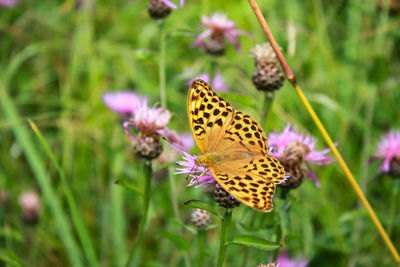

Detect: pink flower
[274, 251, 309, 267]
[103, 91, 147, 116]
[0, 0, 17, 7]
[189, 73, 230, 92]
[373, 130, 400, 172]
[175, 152, 216, 187]
[193, 13, 249, 52]
[161, 0, 184, 9]
[19, 190, 41, 224]
[124, 104, 180, 146]
[268, 124, 335, 187]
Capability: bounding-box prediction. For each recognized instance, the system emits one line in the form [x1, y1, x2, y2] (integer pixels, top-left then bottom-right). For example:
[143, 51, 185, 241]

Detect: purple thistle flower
[274, 251, 310, 267]
[123, 104, 181, 146]
[0, 0, 17, 7]
[161, 0, 184, 9]
[103, 91, 147, 117]
[193, 13, 249, 52]
[189, 73, 230, 92]
[176, 152, 216, 187]
[268, 124, 335, 188]
[372, 130, 400, 173]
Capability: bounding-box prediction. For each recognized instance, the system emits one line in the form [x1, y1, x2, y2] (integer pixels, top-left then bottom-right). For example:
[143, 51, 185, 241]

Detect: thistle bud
[279, 141, 310, 189]
[213, 185, 240, 209]
[133, 132, 163, 160]
[191, 208, 212, 228]
[250, 43, 284, 92]
[19, 191, 41, 225]
[148, 0, 172, 20]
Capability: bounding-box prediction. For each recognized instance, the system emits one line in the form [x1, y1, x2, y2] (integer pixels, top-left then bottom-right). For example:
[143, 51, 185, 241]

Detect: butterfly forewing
[188, 79, 235, 154]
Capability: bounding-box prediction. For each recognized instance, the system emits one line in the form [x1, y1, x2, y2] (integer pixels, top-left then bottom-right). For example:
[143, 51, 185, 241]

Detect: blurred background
[0, 0, 399, 266]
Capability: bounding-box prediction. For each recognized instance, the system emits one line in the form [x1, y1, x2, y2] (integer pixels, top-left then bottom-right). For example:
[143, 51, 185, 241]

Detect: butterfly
[188, 78, 285, 212]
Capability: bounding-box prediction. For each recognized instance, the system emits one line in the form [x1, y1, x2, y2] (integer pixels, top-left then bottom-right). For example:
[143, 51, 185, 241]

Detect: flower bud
[250, 43, 284, 92]
[19, 191, 41, 225]
[213, 185, 240, 209]
[148, 0, 172, 20]
[133, 132, 163, 160]
[191, 208, 212, 228]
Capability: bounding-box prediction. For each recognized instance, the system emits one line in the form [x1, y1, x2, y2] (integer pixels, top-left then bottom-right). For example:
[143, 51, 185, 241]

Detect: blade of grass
[0, 83, 84, 267]
[110, 150, 127, 267]
[28, 120, 99, 267]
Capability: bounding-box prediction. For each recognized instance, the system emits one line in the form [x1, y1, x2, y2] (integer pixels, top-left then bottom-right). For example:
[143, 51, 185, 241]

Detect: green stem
[159, 22, 167, 108]
[217, 209, 232, 267]
[197, 229, 206, 267]
[110, 153, 127, 267]
[209, 58, 217, 84]
[387, 179, 399, 236]
[167, 168, 191, 267]
[261, 92, 275, 127]
[126, 161, 153, 267]
[241, 248, 251, 267]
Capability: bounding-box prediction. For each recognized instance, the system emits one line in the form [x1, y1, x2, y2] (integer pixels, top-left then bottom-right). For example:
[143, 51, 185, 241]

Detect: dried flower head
[372, 130, 400, 177]
[19, 191, 41, 225]
[191, 208, 212, 228]
[250, 43, 284, 92]
[268, 124, 335, 189]
[193, 13, 249, 56]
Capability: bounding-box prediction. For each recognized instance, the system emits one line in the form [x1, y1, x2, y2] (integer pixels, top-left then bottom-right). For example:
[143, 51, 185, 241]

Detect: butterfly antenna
[162, 136, 185, 153]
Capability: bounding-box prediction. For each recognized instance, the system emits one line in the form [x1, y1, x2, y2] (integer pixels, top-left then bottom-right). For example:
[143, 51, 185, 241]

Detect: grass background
[0, 0, 399, 266]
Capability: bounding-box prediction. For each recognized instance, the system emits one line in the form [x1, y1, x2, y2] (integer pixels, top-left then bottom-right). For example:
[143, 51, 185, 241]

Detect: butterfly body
[188, 78, 285, 212]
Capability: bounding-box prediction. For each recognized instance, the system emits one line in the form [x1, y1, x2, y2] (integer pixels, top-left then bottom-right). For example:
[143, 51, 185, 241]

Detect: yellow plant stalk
[248, 0, 400, 264]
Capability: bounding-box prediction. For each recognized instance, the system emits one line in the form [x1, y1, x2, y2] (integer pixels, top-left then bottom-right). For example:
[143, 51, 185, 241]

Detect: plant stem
[167, 168, 191, 267]
[261, 92, 274, 127]
[209, 58, 217, 84]
[217, 209, 232, 267]
[387, 179, 399, 236]
[126, 161, 153, 267]
[159, 21, 167, 108]
[197, 229, 206, 267]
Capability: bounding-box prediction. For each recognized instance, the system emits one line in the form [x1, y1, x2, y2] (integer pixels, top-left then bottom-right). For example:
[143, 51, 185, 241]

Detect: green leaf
[184, 200, 221, 218]
[114, 177, 143, 196]
[0, 249, 26, 267]
[157, 230, 189, 251]
[133, 48, 154, 61]
[227, 235, 282, 251]
[169, 218, 197, 234]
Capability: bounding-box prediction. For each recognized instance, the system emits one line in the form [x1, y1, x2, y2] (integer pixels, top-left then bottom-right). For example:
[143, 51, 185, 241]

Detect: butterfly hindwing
[209, 163, 278, 212]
